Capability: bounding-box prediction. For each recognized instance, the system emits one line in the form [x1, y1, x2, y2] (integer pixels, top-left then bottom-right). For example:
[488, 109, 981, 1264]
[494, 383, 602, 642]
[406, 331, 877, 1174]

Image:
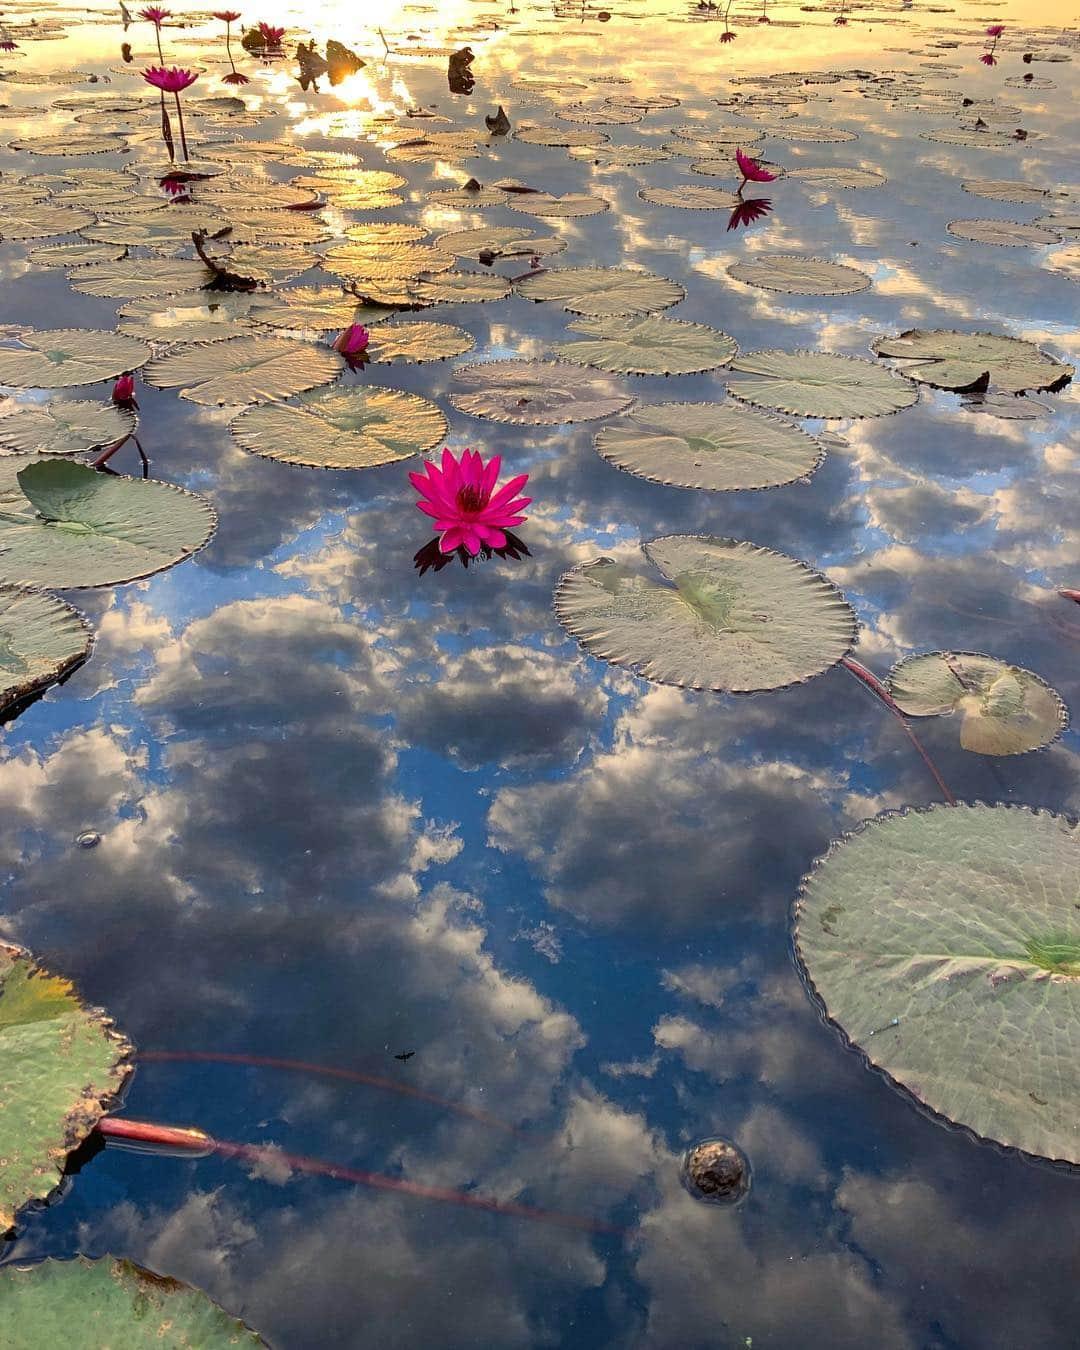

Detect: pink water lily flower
[112, 372, 136, 404]
[257, 21, 286, 44]
[143, 65, 197, 91]
[411, 448, 531, 555]
[139, 6, 171, 23]
[222, 69, 250, 83]
[333, 323, 369, 356]
[735, 147, 776, 191]
[986, 23, 1005, 36]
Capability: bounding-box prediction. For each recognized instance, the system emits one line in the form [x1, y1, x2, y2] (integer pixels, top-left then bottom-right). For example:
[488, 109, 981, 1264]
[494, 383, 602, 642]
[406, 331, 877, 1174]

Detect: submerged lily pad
[886, 651, 1067, 755]
[871, 329, 1074, 393]
[0, 330, 150, 390]
[0, 399, 135, 455]
[727, 350, 919, 419]
[450, 359, 634, 425]
[552, 314, 737, 376]
[0, 944, 130, 1228]
[231, 384, 447, 470]
[0, 1257, 266, 1347]
[556, 535, 856, 692]
[144, 337, 342, 406]
[594, 401, 823, 490]
[0, 588, 92, 715]
[516, 266, 685, 317]
[0, 458, 215, 589]
[727, 255, 872, 296]
[795, 804, 1080, 1163]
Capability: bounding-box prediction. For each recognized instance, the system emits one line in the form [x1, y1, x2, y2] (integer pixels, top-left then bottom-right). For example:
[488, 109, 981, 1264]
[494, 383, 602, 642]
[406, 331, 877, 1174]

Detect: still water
[0, 0, 1077, 1345]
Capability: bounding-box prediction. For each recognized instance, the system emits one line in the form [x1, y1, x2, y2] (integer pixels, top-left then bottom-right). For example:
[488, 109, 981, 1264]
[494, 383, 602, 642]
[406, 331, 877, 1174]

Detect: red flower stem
[841, 655, 957, 806]
[173, 90, 189, 161]
[1060, 589, 1080, 606]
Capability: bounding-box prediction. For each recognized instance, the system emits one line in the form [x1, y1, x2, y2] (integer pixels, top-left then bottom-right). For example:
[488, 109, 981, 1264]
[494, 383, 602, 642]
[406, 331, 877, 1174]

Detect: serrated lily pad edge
[0, 587, 94, 719]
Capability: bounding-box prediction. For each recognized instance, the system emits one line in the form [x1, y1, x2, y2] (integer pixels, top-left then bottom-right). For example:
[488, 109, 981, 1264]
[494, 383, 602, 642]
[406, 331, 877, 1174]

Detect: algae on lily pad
[0, 330, 151, 390]
[727, 350, 919, 419]
[795, 804, 1080, 1163]
[231, 384, 447, 469]
[552, 315, 737, 376]
[143, 337, 342, 406]
[450, 359, 634, 425]
[0, 458, 215, 589]
[594, 401, 824, 491]
[555, 535, 857, 692]
[727, 255, 872, 296]
[0, 588, 92, 715]
[886, 651, 1067, 755]
[0, 399, 135, 455]
[0, 1257, 266, 1347]
[0, 944, 130, 1229]
[515, 266, 685, 317]
[871, 329, 1074, 394]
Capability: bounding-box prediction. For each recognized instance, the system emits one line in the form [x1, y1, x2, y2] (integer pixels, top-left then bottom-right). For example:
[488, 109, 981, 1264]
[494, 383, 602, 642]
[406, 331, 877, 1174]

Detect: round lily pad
[557, 535, 856, 692]
[365, 322, 474, 364]
[0, 399, 135, 455]
[69, 259, 215, 299]
[27, 242, 126, 269]
[552, 314, 737, 376]
[0, 330, 150, 390]
[1033, 212, 1080, 240]
[321, 241, 456, 281]
[0, 1257, 266, 1347]
[409, 271, 511, 304]
[434, 226, 566, 260]
[0, 205, 96, 240]
[886, 651, 1067, 755]
[143, 337, 342, 406]
[785, 166, 887, 190]
[946, 218, 1062, 247]
[504, 192, 609, 218]
[871, 329, 1074, 393]
[231, 382, 446, 471]
[0, 458, 216, 589]
[450, 359, 634, 425]
[795, 804, 1080, 1164]
[961, 179, 1055, 204]
[516, 266, 685, 317]
[0, 944, 130, 1228]
[116, 295, 256, 346]
[594, 401, 823, 491]
[638, 186, 738, 209]
[727, 255, 872, 296]
[0, 588, 92, 715]
[727, 350, 919, 419]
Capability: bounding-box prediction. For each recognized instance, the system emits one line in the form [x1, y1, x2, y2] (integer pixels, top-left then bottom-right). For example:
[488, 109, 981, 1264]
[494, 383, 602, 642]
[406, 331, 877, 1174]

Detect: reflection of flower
[411, 448, 531, 556]
[112, 373, 136, 404]
[727, 196, 772, 230]
[735, 147, 776, 190]
[0, 38, 17, 50]
[333, 324, 369, 357]
[720, 29, 736, 41]
[986, 23, 1005, 36]
[143, 65, 197, 91]
[833, 14, 848, 23]
[222, 69, 250, 83]
[980, 52, 996, 65]
[413, 530, 530, 576]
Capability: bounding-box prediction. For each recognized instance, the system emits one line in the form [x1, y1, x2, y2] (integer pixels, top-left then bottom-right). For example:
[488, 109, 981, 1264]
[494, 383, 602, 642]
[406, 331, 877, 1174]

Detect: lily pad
[961, 179, 1055, 204]
[0, 399, 135, 455]
[0, 458, 215, 589]
[946, 218, 1062, 247]
[785, 166, 887, 190]
[450, 359, 633, 425]
[117, 295, 256, 345]
[231, 384, 446, 470]
[0, 588, 92, 715]
[504, 192, 610, 218]
[727, 350, 919, 419]
[552, 314, 737, 376]
[69, 259, 215, 299]
[0, 205, 96, 239]
[0, 1257, 266, 1347]
[365, 322, 474, 364]
[0, 944, 130, 1228]
[409, 271, 512, 304]
[516, 266, 685, 317]
[0, 330, 150, 390]
[886, 651, 1067, 755]
[321, 241, 457, 281]
[248, 287, 392, 333]
[27, 242, 126, 269]
[727, 254, 872, 296]
[594, 401, 824, 490]
[638, 186, 738, 209]
[871, 329, 1074, 394]
[795, 804, 1080, 1164]
[143, 337, 342, 406]
[555, 535, 857, 692]
[434, 226, 566, 260]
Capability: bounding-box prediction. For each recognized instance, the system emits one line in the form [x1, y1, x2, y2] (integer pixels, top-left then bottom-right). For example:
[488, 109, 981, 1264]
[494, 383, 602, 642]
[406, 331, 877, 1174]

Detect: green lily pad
[886, 651, 1067, 755]
[0, 458, 215, 589]
[795, 804, 1080, 1163]
[0, 944, 130, 1229]
[552, 314, 737, 376]
[80, 215, 225, 251]
[516, 266, 685, 317]
[785, 166, 887, 190]
[0, 205, 96, 240]
[594, 401, 824, 490]
[504, 192, 609, 218]
[0, 330, 150, 390]
[0, 1257, 266, 1347]
[727, 255, 872, 296]
[555, 535, 857, 692]
[0, 588, 92, 715]
[231, 384, 447, 470]
[871, 329, 1074, 393]
[0, 399, 135, 455]
[727, 350, 919, 419]
[450, 359, 634, 425]
[961, 179, 1056, 204]
[434, 226, 566, 260]
[143, 337, 342, 406]
[27, 242, 126, 269]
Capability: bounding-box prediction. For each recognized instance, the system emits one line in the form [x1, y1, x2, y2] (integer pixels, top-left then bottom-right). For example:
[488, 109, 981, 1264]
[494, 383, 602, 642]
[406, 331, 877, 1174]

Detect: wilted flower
[980, 52, 996, 65]
[735, 147, 776, 190]
[112, 372, 136, 404]
[222, 69, 250, 83]
[332, 323, 369, 356]
[143, 65, 197, 91]
[138, 6, 171, 23]
[720, 29, 736, 41]
[410, 448, 531, 556]
[985, 23, 1005, 36]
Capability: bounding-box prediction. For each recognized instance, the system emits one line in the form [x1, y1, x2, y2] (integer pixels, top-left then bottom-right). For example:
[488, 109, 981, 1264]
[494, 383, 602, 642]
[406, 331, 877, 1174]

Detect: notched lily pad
[727, 350, 919, 419]
[0, 588, 92, 716]
[0, 399, 135, 455]
[552, 314, 737, 376]
[450, 359, 634, 425]
[0, 330, 150, 390]
[871, 329, 1074, 394]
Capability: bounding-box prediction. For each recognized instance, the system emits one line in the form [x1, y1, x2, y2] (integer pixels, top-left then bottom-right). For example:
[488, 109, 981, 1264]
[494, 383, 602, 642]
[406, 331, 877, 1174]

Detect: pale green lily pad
[1033, 212, 1080, 239]
[0, 944, 130, 1228]
[81, 215, 224, 251]
[365, 322, 474, 364]
[426, 185, 510, 208]
[409, 271, 512, 304]
[516, 266, 685, 317]
[231, 384, 446, 470]
[0, 205, 96, 239]
[727, 350, 919, 419]
[0, 1257, 266, 1347]
[920, 127, 1018, 148]
[450, 359, 634, 425]
[143, 337, 342, 406]
[27, 242, 125, 269]
[219, 244, 317, 284]
[553, 314, 737, 376]
[248, 287, 393, 333]
[504, 192, 609, 218]
[638, 186, 738, 209]
[68, 259, 216, 299]
[556, 535, 857, 692]
[727, 255, 872, 296]
[785, 166, 887, 190]
[568, 144, 672, 167]
[594, 401, 824, 490]
[871, 329, 1074, 393]
[946, 218, 1062, 247]
[795, 804, 1080, 1163]
[886, 651, 1067, 755]
[513, 124, 610, 148]
[0, 458, 215, 589]
[0, 330, 150, 390]
[961, 179, 1056, 204]
[0, 589, 92, 715]
[117, 295, 256, 345]
[0, 399, 135, 455]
